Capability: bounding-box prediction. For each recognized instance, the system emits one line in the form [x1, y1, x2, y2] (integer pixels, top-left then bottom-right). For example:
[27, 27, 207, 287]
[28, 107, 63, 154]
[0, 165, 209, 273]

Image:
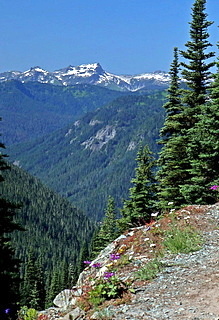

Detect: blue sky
[1, 0, 219, 75]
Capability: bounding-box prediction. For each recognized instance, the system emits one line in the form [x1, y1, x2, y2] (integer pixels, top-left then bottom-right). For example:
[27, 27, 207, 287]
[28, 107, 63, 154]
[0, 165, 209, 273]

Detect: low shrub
[163, 225, 202, 254]
[88, 274, 128, 307]
[18, 307, 38, 320]
[135, 258, 163, 280]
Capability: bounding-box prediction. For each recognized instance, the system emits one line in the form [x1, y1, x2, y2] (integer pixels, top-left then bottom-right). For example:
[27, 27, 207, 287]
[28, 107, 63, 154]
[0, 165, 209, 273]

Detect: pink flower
[103, 272, 115, 279]
[91, 263, 102, 268]
[83, 260, 91, 264]
[110, 253, 120, 261]
[210, 185, 219, 190]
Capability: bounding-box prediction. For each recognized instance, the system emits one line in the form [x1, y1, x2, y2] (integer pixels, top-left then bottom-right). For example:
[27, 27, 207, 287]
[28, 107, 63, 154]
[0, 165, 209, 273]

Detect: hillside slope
[0, 81, 126, 145]
[41, 203, 219, 320]
[8, 92, 166, 220]
[0, 163, 94, 271]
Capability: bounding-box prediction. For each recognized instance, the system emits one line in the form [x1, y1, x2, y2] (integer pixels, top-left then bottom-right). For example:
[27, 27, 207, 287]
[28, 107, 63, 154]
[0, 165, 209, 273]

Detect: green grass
[163, 225, 202, 254]
[135, 258, 163, 280]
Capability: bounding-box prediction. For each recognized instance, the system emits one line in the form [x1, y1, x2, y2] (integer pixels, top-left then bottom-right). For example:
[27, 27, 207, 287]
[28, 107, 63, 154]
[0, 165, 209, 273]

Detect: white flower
[151, 212, 159, 217]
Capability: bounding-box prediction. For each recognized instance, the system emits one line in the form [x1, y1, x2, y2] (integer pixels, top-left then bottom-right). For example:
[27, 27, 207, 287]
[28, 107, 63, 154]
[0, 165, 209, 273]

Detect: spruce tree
[46, 269, 61, 307]
[178, 0, 215, 204]
[89, 196, 118, 259]
[159, 47, 183, 138]
[99, 196, 118, 243]
[180, 46, 219, 203]
[180, 0, 215, 126]
[89, 224, 102, 260]
[0, 129, 23, 320]
[77, 241, 90, 274]
[119, 145, 157, 230]
[20, 251, 45, 310]
[157, 0, 215, 209]
[157, 48, 189, 209]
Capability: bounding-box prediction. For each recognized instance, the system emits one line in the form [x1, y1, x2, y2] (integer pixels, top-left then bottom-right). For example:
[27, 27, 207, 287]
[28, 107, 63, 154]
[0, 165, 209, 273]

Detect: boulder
[53, 289, 77, 309]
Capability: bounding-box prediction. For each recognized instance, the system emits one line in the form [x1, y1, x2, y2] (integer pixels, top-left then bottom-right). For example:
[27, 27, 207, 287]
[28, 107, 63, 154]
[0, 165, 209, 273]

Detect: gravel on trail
[107, 204, 219, 320]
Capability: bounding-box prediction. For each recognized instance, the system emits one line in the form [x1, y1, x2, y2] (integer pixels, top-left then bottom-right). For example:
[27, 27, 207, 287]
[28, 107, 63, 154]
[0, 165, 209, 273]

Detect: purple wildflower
[5, 309, 10, 314]
[103, 272, 115, 279]
[91, 263, 102, 268]
[210, 185, 219, 190]
[83, 260, 91, 265]
[110, 253, 120, 261]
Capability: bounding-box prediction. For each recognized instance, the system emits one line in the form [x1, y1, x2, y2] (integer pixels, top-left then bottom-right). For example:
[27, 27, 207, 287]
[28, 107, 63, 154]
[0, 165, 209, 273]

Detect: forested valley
[1, 0, 219, 319]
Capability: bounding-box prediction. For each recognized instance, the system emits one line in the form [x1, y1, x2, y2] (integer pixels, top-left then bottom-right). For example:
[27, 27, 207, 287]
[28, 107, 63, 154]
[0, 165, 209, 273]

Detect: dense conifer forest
[0, 159, 94, 311]
[1, 0, 219, 318]
[8, 92, 166, 220]
[0, 81, 127, 145]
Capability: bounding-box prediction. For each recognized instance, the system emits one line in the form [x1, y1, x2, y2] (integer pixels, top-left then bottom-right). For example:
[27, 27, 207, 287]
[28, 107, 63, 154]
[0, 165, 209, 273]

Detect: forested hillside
[0, 163, 94, 272]
[0, 81, 126, 145]
[8, 92, 166, 220]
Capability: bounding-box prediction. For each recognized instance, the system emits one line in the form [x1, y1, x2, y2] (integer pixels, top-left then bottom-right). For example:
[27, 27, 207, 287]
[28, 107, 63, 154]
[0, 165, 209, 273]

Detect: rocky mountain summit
[39, 203, 219, 320]
[0, 63, 170, 91]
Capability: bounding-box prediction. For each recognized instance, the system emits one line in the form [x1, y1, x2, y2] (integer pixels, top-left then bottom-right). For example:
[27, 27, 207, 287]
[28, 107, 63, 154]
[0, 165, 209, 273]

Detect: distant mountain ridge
[0, 63, 171, 91]
[0, 81, 126, 145]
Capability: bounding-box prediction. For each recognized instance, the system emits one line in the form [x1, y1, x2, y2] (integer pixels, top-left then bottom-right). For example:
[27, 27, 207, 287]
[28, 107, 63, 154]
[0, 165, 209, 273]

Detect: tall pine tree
[0, 124, 23, 320]
[20, 251, 45, 310]
[89, 196, 118, 259]
[157, 0, 215, 209]
[119, 145, 157, 230]
[180, 44, 219, 203]
[180, 0, 215, 125]
[178, 0, 215, 204]
[159, 47, 183, 139]
[157, 48, 187, 209]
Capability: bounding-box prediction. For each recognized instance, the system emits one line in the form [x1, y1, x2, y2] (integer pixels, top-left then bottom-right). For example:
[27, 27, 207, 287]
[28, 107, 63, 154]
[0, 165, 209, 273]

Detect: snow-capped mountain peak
[0, 63, 171, 91]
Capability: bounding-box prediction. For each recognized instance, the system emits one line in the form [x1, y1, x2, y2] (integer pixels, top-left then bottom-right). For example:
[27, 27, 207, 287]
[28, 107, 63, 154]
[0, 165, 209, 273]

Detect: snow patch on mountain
[0, 63, 171, 91]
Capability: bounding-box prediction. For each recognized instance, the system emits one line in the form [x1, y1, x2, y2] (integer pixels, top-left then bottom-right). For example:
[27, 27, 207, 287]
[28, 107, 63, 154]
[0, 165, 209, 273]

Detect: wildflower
[151, 212, 159, 217]
[103, 272, 115, 279]
[118, 245, 126, 254]
[210, 185, 219, 190]
[168, 202, 174, 205]
[5, 309, 10, 314]
[109, 253, 120, 261]
[83, 260, 91, 265]
[106, 262, 114, 267]
[91, 263, 102, 268]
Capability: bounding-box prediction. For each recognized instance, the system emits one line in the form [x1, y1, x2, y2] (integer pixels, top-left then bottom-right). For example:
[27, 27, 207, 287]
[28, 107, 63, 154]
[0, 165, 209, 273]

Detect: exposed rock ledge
[40, 203, 219, 320]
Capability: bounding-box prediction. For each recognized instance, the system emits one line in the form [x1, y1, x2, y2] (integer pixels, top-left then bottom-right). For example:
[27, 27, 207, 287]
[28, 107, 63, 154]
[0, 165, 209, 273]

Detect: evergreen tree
[159, 47, 183, 139]
[0, 128, 23, 320]
[77, 241, 90, 274]
[99, 196, 118, 243]
[178, 0, 215, 204]
[157, 0, 215, 209]
[20, 251, 45, 310]
[45, 265, 69, 307]
[119, 145, 157, 230]
[180, 45, 219, 203]
[89, 224, 102, 260]
[157, 48, 188, 209]
[68, 263, 78, 288]
[46, 269, 60, 307]
[180, 0, 215, 127]
[59, 261, 71, 290]
[89, 196, 118, 259]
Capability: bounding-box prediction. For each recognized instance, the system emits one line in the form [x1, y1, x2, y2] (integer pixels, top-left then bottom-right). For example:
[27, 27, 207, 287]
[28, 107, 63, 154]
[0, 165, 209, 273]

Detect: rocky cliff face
[40, 203, 219, 320]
